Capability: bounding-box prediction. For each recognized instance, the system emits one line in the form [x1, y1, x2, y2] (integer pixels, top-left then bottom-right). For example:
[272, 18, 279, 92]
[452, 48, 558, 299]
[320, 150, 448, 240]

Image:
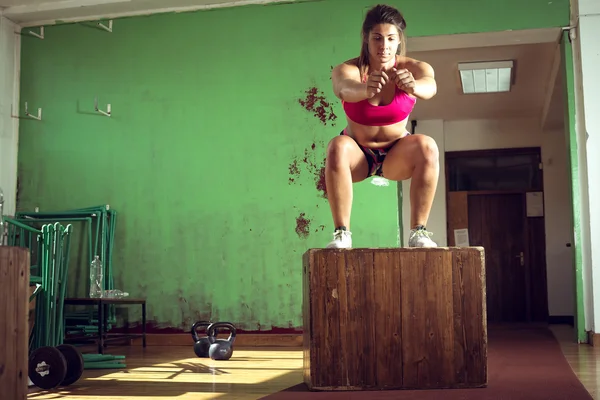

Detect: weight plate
[56, 344, 84, 386]
[28, 346, 67, 390]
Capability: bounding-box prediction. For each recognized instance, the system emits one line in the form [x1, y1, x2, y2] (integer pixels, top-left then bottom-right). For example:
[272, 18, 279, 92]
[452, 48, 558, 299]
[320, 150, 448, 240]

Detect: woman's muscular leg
[381, 134, 439, 246]
[324, 134, 369, 248]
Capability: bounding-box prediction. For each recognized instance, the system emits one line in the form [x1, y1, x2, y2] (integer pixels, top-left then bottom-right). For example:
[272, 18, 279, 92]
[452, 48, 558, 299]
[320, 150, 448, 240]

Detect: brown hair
[357, 4, 407, 79]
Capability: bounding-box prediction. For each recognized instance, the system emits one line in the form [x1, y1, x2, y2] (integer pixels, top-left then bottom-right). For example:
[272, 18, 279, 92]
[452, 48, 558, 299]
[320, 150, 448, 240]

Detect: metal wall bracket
[95, 98, 111, 117]
[11, 103, 42, 120]
[25, 102, 42, 120]
[98, 20, 113, 33]
[28, 26, 44, 39]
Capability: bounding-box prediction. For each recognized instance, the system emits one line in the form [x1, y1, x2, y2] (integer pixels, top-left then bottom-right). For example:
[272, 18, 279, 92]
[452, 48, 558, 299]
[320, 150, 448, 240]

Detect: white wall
[0, 15, 21, 217]
[444, 118, 543, 151]
[402, 117, 574, 317]
[576, 1, 600, 332]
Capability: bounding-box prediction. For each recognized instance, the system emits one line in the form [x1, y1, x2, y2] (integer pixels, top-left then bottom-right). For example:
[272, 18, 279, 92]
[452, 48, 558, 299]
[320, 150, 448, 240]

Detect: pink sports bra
[342, 67, 416, 126]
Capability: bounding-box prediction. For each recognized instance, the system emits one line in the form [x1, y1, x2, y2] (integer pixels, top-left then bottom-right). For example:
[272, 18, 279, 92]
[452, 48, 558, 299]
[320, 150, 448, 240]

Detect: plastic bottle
[104, 289, 129, 299]
[89, 255, 103, 298]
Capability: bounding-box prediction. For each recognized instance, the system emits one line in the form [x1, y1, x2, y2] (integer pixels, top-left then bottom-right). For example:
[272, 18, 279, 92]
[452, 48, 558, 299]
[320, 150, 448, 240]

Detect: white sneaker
[326, 229, 352, 249]
[408, 226, 437, 248]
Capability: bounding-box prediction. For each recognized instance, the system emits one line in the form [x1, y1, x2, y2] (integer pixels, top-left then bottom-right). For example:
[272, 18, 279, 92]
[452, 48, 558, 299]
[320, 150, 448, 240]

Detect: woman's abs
[345, 118, 410, 149]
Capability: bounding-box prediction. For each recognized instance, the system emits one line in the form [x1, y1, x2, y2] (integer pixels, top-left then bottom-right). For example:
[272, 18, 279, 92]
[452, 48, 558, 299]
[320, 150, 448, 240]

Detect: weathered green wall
[17, 0, 569, 331]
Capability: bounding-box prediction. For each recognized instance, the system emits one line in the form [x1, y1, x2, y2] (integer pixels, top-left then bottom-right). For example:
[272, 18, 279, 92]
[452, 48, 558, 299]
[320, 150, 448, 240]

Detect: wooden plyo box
[0, 247, 31, 400]
[302, 247, 487, 391]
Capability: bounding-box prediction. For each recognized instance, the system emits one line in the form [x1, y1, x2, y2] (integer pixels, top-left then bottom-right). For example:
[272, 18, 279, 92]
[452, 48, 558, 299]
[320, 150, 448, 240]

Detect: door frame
[444, 146, 549, 324]
[396, 26, 587, 342]
[560, 29, 587, 343]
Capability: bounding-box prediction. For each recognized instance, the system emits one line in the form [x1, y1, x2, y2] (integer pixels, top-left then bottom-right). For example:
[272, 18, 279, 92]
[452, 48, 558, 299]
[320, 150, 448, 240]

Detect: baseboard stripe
[126, 333, 303, 347]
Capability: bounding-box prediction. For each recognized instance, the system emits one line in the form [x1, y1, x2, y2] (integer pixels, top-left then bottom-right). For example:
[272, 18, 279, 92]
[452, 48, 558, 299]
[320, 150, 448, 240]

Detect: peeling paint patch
[298, 87, 337, 126]
[288, 142, 328, 200]
[295, 212, 311, 238]
[300, 145, 327, 198]
[288, 160, 300, 184]
[314, 224, 325, 233]
[315, 165, 327, 198]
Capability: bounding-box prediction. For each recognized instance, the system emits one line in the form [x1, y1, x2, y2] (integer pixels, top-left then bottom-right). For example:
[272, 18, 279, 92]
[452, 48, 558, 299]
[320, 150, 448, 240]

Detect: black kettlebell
[207, 322, 236, 361]
[191, 320, 212, 358]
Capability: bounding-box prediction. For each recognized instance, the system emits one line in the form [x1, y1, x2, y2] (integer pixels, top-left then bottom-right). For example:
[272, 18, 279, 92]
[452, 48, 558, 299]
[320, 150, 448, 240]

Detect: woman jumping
[325, 4, 439, 249]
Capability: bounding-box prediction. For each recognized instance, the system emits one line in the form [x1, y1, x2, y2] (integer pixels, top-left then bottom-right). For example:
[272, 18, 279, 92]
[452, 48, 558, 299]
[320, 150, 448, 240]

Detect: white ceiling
[1, 1, 567, 129]
[403, 28, 565, 125]
[0, 0, 289, 25]
[408, 41, 561, 123]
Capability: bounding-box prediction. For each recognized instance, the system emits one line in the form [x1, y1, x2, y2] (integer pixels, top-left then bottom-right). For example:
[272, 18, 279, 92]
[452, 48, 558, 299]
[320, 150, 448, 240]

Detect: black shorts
[340, 129, 406, 178]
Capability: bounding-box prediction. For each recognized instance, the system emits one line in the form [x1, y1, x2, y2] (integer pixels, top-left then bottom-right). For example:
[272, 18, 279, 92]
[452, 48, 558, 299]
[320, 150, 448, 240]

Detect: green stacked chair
[3, 218, 73, 351]
[3, 204, 125, 389]
[15, 205, 118, 336]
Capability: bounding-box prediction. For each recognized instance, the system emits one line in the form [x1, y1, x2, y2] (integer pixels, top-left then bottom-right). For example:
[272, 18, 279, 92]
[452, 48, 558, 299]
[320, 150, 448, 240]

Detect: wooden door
[468, 194, 527, 323]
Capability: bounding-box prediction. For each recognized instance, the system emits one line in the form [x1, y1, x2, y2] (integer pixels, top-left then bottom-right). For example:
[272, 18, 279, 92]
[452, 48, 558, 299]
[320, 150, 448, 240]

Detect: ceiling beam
[3, 0, 302, 27]
[407, 28, 562, 53]
[540, 42, 562, 130]
[4, 0, 129, 15]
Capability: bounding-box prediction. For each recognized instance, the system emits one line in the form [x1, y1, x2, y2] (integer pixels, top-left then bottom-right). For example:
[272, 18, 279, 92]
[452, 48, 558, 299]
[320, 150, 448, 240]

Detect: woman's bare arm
[331, 61, 369, 103]
[400, 56, 437, 100]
